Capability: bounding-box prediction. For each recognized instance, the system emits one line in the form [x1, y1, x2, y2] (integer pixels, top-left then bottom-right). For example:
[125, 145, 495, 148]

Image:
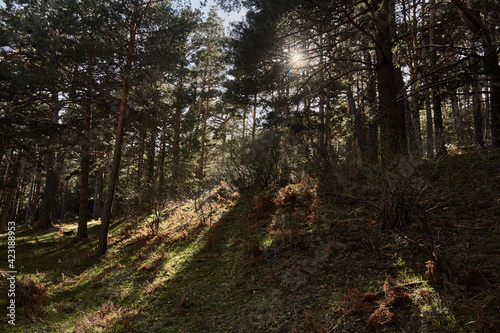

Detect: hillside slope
[1, 150, 499, 332]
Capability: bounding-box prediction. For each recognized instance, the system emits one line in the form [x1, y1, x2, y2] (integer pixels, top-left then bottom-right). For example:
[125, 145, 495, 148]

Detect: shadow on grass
[4, 153, 500, 333]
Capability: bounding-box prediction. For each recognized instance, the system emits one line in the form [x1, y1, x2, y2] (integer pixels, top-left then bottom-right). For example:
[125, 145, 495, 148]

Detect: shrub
[225, 130, 293, 197]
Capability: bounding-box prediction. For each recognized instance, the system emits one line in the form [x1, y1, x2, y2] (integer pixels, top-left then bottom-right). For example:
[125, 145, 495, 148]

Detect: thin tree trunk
[198, 82, 210, 180]
[450, 93, 465, 147]
[252, 94, 257, 141]
[483, 77, 491, 142]
[9, 160, 26, 223]
[422, 43, 434, 158]
[432, 88, 446, 157]
[171, 82, 182, 197]
[136, 138, 144, 188]
[362, 49, 379, 164]
[429, 0, 446, 158]
[159, 126, 167, 199]
[395, 67, 411, 155]
[25, 168, 39, 227]
[472, 80, 485, 147]
[78, 88, 92, 238]
[93, 161, 104, 220]
[242, 107, 246, 144]
[346, 85, 358, 163]
[409, 88, 423, 158]
[145, 129, 156, 210]
[38, 152, 64, 230]
[0, 153, 22, 232]
[58, 179, 68, 223]
[97, 6, 137, 257]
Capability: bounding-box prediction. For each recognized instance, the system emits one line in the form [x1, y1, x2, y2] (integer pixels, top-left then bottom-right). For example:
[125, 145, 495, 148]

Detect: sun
[291, 52, 302, 64]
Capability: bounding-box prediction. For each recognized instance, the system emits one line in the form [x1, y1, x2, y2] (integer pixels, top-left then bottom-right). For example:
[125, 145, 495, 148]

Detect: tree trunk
[97, 7, 137, 257]
[395, 67, 411, 155]
[38, 152, 64, 230]
[374, 0, 406, 165]
[159, 124, 167, 199]
[252, 94, 257, 141]
[485, 57, 500, 147]
[450, 0, 500, 147]
[472, 80, 485, 147]
[362, 49, 379, 164]
[58, 179, 68, 223]
[9, 160, 26, 223]
[171, 85, 182, 197]
[93, 167, 102, 220]
[346, 85, 358, 164]
[0, 153, 22, 232]
[78, 91, 92, 239]
[422, 42, 434, 158]
[24, 168, 39, 227]
[242, 107, 246, 144]
[198, 82, 210, 180]
[409, 88, 423, 158]
[450, 93, 465, 147]
[145, 129, 156, 211]
[429, 0, 446, 158]
[432, 87, 447, 157]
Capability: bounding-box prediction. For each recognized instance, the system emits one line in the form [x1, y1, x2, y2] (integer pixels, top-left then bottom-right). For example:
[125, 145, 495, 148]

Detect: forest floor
[1, 150, 500, 332]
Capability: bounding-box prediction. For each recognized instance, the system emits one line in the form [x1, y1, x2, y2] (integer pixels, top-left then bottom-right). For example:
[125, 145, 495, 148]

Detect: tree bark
[93, 163, 104, 220]
[171, 81, 183, 198]
[0, 153, 22, 232]
[395, 67, 411, 155]
[242, 107, 246, 144]
[472, 80, 485, 147]
[24, 168, 39, 227]
[38, 152, 64, 229]
[429, 0, 446, 158]
[374, 0, 406, 165]
[78, 88, 92, 239]
[252, 94, 257, 141]
[450, 93, 465, 147]
[97, 6, 137, 257]
[145, 128, 156, 211]
[362, 49, 379, 164]
[198, 82, 210, 180]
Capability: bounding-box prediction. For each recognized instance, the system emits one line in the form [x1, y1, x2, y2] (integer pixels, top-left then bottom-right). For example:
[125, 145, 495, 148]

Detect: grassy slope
[1, 150, 499, 332]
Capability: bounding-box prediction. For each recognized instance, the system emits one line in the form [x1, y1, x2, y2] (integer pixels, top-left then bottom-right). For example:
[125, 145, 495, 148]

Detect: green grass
[1, 151, 500, 332]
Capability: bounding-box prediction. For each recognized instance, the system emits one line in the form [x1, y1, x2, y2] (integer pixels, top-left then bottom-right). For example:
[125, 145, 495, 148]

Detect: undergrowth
[0, 151, 499, 332]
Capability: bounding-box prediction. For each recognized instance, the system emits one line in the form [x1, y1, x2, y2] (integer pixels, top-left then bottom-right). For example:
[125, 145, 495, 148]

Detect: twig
[425, 199, 452, 213]
[373, 281, 426, 297]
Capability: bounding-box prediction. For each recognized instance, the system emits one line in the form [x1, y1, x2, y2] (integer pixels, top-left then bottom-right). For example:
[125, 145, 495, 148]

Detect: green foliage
[225, 130, 293, 196]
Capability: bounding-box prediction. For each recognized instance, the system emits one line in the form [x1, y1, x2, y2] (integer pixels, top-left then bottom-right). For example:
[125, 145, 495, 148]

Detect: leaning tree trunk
[97, 7, 137, 257]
